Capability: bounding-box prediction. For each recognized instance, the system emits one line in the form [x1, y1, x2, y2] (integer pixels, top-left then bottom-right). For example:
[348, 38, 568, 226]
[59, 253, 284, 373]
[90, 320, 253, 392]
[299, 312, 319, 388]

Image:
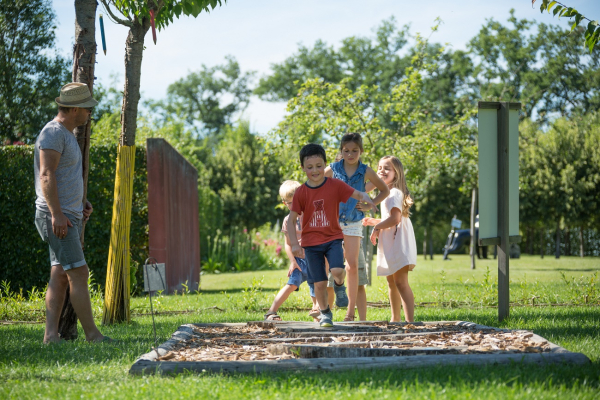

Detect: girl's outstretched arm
[324, 166, 333, 178]
[358, 167, 389, 211]
[365, 167, 389, 204]
[374, 207, 402, 230]
[350, 190, 377, 212]
[362, 217, 381, 226]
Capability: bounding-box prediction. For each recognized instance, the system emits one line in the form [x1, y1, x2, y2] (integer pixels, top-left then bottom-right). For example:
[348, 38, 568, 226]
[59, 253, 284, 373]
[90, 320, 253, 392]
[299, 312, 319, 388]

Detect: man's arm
[39, 149, 72, 238]
[287, 211, 304, 258]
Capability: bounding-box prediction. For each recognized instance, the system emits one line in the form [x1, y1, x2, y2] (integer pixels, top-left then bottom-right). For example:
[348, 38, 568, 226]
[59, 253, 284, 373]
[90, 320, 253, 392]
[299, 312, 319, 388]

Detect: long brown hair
[381, 155, 413, 217]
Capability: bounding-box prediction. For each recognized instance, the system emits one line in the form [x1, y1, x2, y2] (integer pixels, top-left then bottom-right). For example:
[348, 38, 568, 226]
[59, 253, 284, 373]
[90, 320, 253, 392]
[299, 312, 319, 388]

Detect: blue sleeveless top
[330, 160, 367, 224]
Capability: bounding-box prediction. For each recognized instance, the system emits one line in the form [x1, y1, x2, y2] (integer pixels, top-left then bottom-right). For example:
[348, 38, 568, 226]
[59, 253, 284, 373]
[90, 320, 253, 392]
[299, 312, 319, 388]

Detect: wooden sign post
[478, 101, 521, 322]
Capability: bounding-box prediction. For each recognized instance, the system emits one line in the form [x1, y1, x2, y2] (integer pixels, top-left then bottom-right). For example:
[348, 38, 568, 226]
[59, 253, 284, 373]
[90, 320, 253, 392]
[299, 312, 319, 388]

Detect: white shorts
[341, 220, 364, 238]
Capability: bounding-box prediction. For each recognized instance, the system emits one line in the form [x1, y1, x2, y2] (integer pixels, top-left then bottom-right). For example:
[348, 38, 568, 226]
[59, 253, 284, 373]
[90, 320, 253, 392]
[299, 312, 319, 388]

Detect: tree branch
[100, 0, 133, 27]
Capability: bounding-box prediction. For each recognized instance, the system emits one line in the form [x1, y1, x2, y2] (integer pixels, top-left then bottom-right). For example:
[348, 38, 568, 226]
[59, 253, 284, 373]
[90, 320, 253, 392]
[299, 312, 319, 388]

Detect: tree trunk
[423, 227, 427, 261]
[579, 226, 584, 257]
[470, 188, 476, 270]
[428, 234, 433, 260]
[565, 227, 571, 256]
[120, 20, 150, 146]
[103, 17, 150, 324]
[540, 228, 544, 258]
[58, 0, 97, 341]
[555, 220, 560, 259]
[528, 226, 533, 255]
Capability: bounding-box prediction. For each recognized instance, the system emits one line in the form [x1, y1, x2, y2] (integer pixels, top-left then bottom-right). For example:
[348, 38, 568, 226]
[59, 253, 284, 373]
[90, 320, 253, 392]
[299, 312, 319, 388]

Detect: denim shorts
[34, 209, 86, 270]
[328, 240, 368, 286]
[287, 257, 315, 297]
[304, 239, 345, 283]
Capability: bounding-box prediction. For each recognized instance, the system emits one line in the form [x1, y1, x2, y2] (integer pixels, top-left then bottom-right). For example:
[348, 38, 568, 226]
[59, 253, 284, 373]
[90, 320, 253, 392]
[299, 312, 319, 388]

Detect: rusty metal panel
[147, 138, 200, 293]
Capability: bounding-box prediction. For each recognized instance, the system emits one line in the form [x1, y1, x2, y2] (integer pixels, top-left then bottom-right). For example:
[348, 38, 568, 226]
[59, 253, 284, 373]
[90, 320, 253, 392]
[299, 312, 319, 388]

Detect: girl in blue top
[324, 133, 389, 321]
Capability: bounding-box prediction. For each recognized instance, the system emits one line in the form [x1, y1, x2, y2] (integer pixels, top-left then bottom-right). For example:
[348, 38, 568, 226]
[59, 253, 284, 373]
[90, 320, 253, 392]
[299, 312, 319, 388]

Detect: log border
[129, 321, 590, 375]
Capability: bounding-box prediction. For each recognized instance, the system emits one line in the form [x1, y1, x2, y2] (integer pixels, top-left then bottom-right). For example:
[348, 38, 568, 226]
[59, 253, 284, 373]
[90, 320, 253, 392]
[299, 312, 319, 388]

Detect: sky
[51, 0, 600, 133]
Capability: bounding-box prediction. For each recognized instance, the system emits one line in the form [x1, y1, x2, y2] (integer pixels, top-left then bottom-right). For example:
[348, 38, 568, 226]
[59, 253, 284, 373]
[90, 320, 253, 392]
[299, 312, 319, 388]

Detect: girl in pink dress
[363, 156, 416, 322]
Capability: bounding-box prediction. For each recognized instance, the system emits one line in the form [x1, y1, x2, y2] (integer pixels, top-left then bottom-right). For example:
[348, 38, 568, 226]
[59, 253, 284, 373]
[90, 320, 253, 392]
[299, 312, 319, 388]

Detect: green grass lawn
[1, 255, 599, 399]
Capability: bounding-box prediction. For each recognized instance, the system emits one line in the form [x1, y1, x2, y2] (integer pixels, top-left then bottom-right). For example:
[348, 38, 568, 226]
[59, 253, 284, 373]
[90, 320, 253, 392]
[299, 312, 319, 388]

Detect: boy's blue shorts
[304, 238, 345, 283]
[288, 257, 315, 297]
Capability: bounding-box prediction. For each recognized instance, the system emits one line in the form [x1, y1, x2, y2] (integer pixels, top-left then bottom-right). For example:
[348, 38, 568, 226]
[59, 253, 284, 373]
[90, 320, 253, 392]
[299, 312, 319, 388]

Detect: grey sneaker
[319, 310, 334, 327]
[334, 282, 349, 308]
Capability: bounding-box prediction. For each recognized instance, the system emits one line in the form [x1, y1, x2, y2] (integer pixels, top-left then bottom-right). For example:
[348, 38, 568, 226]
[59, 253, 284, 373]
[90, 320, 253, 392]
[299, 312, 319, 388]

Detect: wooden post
[497, 102, 510, 322]
[470, 188, 476, 270]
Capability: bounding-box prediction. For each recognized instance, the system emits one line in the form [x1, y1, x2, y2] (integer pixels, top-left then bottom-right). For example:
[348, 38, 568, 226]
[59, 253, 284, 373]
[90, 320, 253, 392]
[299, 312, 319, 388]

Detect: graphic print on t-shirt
[310, 199, 330, 228]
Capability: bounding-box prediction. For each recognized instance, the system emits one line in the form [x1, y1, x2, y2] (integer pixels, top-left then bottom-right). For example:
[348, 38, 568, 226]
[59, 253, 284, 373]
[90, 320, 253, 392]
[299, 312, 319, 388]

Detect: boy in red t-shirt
[288, 143, 377, 327]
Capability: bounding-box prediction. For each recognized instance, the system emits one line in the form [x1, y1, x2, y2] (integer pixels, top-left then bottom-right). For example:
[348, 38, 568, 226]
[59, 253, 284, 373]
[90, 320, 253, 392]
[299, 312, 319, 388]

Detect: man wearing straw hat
[34, 83, 112, 343]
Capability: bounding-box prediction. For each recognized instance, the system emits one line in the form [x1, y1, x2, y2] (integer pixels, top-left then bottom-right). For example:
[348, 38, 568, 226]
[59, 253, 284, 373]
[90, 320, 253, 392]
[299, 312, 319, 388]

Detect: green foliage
[268, 28, 478, 234]
[519, 112, 600, 243]
[206, 122, 285, 231]
[149, 56, 255, 137]
[469, 10, 600, 121]
[535, 0, 600, 52]
[103, 0, 224, 29]
[203, 224, 286, 274]
[255, 18, 411, 103]
[0, 0, 70, 144]
[0, 145, 148, 294]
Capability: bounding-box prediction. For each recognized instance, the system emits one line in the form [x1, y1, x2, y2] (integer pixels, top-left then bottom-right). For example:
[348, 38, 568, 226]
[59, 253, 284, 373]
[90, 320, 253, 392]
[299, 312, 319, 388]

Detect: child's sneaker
[319, 310, 334, 327]
[333, 282, 349, 308]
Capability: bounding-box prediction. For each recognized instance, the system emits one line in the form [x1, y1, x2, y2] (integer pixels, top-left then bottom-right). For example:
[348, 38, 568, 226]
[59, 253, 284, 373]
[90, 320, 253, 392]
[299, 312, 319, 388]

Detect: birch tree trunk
[58, 0, 97, 340]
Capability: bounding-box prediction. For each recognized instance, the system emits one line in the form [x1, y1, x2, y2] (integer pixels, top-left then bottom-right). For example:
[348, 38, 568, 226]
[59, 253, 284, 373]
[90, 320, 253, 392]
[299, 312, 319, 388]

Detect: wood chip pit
[130, 321, 590, 375]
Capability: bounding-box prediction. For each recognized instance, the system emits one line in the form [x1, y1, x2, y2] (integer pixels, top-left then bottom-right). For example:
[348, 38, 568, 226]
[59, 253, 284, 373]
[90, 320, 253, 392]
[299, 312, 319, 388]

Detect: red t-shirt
[291, 178, 355, 247]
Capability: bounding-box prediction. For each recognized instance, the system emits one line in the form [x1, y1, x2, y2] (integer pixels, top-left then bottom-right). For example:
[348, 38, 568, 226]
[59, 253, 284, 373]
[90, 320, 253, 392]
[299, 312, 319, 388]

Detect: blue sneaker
[334, 282, 349, 308]
[319, 310, 334, 327]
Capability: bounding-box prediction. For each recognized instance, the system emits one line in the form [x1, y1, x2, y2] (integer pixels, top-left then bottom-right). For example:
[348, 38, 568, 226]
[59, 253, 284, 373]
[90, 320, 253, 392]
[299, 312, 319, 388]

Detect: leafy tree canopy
[148, 56, 254, 137]
[0, 0, 70, 144]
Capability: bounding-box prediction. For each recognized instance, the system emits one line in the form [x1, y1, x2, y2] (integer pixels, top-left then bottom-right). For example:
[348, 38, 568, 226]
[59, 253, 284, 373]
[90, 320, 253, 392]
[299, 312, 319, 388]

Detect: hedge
[0, 145, 148, 293]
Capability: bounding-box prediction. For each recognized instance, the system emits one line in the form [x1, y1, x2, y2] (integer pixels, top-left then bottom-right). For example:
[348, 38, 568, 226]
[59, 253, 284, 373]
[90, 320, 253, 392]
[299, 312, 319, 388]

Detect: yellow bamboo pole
[102, 144, 135, 324]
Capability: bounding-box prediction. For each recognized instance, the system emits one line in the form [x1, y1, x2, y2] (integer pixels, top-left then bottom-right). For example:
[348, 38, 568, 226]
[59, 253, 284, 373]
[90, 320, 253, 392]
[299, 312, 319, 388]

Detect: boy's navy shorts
[287, 257, 315, 297]
[303, 239, 345, 283]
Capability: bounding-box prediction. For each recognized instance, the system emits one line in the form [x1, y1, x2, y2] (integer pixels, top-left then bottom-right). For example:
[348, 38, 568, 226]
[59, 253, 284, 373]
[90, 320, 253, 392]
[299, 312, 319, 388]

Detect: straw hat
[55, 83, 98, 108]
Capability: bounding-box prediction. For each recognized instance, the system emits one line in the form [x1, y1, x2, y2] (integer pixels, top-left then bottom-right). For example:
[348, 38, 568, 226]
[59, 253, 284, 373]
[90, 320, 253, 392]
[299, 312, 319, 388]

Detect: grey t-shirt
[34, 120, 84, 219]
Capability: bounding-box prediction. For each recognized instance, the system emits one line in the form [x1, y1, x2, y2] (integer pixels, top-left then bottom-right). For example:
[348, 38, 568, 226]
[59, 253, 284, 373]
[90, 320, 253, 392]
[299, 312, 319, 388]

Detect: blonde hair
[279, 180, 302, 201]
[380, 155, 413, 217]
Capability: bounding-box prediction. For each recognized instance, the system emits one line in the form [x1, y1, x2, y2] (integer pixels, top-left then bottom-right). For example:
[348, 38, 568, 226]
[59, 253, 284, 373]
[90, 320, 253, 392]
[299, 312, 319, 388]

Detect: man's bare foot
[43, 336, 64, 344]
[85, 332, 105, 342]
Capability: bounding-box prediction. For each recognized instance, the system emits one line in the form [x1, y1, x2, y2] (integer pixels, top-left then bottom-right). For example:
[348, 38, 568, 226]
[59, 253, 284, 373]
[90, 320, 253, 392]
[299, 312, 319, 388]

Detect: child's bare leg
[356, 285, 367, 321]
[267, 284, 298, 314]
[386, 275, 402, 322]
[313, 281, 329, 311]
[327, 287, 335, 309]
[393, 267, 414, 322]
[343, 235, 360, 318]
[310, 296, 319, 322]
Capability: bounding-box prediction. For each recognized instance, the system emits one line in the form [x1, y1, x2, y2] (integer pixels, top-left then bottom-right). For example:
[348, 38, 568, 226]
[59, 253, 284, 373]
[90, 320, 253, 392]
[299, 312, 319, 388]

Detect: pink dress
[376, 188, 417, 276]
